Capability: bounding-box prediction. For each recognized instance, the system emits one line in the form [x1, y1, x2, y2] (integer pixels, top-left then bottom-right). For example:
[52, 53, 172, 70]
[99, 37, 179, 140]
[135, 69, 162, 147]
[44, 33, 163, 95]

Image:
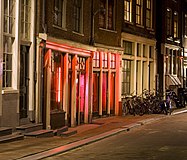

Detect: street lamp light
[90, 6, 106, 45]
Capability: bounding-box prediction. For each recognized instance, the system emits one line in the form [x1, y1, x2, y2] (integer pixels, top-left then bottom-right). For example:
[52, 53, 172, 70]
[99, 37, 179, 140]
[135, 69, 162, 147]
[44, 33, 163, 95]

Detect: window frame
[110, 53, 116, 69]
[166, 8, 172, 36]
[121, 59, 131, 95]
[99, 0, 116, 30]
[53, 0, 66, 29]
[93, 52, 100, 68]
[102, 52, 108, 68]
[173, 11, 178, 38]
[123, 40, 132, 55]
[21, 0, 31, 41]
[136, 0, 143, 25]
[73, 0, 83, 33]
[146, 0, 152, 28]
[124, 0, 132, 22]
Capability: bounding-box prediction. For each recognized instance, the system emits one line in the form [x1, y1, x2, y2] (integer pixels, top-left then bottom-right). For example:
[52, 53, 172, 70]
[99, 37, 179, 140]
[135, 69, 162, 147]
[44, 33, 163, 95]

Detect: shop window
[110, 53, 116, 69]
[68, 55, 72, 70]
[99, 0, 115, 30]
[51, 51, 63, 111]
[121, 59, 131, 95]
[21, 0, 31, 40]
[123, 40, 132, 55]
[102, 52, 108, 68]
[53, 0, 66, 28]
[93, 52, 100, 68]
[124, 0, 132, 22]
[77, 57, 86, 70]
[73, 0, 83, 33]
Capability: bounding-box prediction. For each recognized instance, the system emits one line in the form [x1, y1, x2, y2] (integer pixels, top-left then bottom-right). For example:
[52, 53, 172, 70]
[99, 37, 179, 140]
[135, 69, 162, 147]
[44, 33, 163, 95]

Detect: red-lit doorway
[102, 72, 108, 115]
[76, 72, 85, 125]
[110, 73, 115, 114]
[93, 72, 100, 117]
[76, 57, 86, 125]
[68, 55, 72, 127]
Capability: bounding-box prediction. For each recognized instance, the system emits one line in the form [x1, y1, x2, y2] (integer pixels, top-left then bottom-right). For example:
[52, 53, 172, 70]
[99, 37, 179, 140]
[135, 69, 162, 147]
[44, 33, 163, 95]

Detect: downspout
[41, 0, 47, 128]
[90, 0, 94, 45]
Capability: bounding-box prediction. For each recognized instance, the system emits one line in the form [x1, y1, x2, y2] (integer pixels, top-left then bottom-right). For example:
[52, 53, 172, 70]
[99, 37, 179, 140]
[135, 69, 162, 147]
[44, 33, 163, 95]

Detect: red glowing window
[77, 57, 86, 70]
[68, 55, 72, 69]
[51, 51, 63, 111]
[93, 52, 100, 68]
[110, 53, 116, 68]
[102, 52, 108, 68]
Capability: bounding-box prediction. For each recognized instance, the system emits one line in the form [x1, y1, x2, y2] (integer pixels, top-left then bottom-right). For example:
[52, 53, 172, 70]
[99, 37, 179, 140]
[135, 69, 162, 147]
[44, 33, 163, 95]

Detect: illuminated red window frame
[110, 53, 116, 69]
[77, 57, 86, 70]
[102, 52, 108, 68]
[93, 52, 100, 68]
[68, 55, 72, 70]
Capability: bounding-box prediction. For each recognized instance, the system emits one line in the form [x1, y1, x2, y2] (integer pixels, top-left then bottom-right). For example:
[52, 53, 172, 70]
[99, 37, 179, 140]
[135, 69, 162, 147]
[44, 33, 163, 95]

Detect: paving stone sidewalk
[0, 108, 187, 160]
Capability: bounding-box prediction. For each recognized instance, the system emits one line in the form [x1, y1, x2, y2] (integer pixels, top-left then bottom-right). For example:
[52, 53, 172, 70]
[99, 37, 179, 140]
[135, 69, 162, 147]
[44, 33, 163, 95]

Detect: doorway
[110, 73, 115, 114]
[102, 72, 108, 115]
[19, 45, 30, 119]
[76, 72, 85, 125]
[93, 72, 100, 117]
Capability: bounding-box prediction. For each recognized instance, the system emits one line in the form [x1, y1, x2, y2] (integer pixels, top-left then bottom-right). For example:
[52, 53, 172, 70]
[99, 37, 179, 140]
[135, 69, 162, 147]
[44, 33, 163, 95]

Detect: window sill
[136, 24, 144, 28]
[53, 25, 67, 31]
[2, 89, 19, 95]
[72, 31, 84, 36]
[99, 28, 117, 33]
[124, 21, 134, 25]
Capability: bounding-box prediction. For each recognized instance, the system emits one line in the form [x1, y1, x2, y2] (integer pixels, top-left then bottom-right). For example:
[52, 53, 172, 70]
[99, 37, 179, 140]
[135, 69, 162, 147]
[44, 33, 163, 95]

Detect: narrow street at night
[43, 113, 187, 160]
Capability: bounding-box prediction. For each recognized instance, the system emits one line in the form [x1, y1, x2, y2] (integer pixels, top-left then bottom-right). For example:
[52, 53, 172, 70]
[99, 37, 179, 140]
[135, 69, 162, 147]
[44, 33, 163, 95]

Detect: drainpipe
[41, 0, 47, 128]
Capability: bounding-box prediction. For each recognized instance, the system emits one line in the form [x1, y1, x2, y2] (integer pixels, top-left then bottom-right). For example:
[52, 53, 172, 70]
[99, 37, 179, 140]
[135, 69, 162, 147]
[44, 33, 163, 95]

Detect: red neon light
[56, 67, 61, 102]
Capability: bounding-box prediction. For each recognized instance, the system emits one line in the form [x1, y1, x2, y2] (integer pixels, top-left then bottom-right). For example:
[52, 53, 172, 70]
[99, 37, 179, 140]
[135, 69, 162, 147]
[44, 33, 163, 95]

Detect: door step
[59, 129, 77, 137]
[16, 123, 43, 133]
[53, 126, 68, 136]
[0, 127, 24, 143]
[24, 130, 54, 138]
[0, 127, 13, 137]
[0, 132, 24, 143]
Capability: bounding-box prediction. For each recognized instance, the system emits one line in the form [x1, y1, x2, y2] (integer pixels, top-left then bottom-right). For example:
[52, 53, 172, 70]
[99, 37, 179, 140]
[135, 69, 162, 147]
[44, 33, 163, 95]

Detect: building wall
[44, 0, 91, 45]
[156, 0, 183, 94]
[93, 0, 123, 47]
[1, 0, 36, 128]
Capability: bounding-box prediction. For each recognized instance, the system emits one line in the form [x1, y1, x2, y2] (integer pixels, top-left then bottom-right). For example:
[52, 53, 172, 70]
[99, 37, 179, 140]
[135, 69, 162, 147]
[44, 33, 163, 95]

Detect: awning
[166, 74, 181, 86]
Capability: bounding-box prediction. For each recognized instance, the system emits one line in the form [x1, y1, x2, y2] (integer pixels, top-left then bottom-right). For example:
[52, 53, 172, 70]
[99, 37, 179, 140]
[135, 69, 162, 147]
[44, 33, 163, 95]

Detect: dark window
[99, 0, 115, 30]
[73, 0, 82, 33]
[53, 0, 63, 27]
[123, 41, 132, 55]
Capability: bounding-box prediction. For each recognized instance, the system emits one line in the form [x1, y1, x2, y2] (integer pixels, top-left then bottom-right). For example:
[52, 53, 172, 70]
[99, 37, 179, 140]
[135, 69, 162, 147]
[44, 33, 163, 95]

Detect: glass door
[102, 72, 108, 115]
[93, 72, 99, 117]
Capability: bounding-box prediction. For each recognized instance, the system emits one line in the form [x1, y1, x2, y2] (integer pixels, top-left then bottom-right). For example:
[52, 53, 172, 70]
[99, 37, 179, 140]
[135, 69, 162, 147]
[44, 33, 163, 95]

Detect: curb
[17, 128, 129, 160]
